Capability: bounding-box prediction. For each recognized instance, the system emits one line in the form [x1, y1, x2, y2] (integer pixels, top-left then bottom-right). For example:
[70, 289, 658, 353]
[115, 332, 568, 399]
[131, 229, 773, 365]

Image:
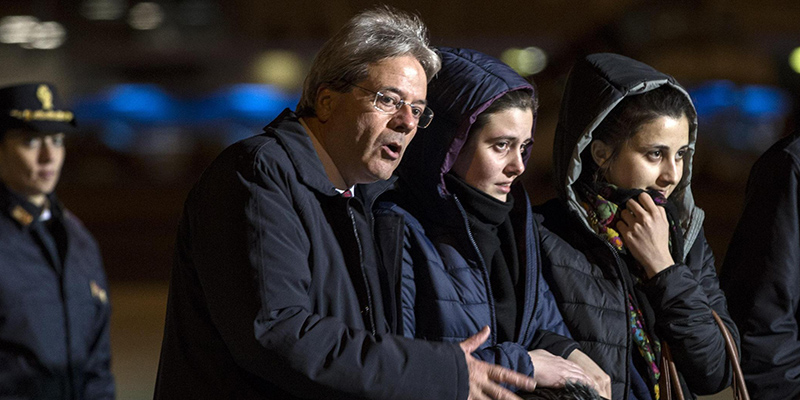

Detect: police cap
[0, 82, 77, 139]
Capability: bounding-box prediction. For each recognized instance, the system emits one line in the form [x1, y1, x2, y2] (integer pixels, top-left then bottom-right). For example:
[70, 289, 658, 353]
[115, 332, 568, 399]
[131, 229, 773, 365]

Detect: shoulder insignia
[90, 280, 108, 304]
[11, 205, 34, 226]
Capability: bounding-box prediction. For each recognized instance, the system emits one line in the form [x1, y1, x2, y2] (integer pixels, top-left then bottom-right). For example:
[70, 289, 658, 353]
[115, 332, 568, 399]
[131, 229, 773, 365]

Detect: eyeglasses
[348, 82, 434, 129]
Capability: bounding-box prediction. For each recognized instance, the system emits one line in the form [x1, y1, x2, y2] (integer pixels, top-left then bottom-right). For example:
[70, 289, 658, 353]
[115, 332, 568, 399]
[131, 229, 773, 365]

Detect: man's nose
[389, 104, 417, 133]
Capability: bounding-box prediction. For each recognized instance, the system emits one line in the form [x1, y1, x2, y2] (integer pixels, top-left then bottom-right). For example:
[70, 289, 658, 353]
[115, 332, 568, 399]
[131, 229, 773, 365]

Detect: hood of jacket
[553, 53, 704, 257]
[394, 47, 535, 221]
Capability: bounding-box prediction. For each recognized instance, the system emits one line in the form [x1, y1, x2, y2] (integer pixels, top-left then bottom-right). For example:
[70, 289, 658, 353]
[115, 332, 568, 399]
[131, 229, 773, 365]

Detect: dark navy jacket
[721, 130, 800, 399]
[0, 184, 114, 400]
[155, 110, 470, 400]
[375, 48, 577, 380]
[535, 53, 738, 400]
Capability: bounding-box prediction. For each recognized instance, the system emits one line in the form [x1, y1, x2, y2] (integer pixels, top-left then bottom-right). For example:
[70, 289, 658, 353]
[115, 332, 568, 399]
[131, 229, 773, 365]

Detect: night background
[2, 1, 799, 398]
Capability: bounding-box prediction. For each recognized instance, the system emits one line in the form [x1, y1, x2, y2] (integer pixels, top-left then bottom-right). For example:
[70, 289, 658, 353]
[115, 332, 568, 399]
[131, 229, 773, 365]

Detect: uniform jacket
[0, 184, 114, 400]
[375, 48, 577, 380]
[720, 130, 800, 399]
[534, 53, 739, 400]
[154, 109, 470, 400]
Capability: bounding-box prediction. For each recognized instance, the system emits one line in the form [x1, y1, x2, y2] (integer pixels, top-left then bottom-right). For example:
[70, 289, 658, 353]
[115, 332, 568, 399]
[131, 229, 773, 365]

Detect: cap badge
[37, 84, 53, 110]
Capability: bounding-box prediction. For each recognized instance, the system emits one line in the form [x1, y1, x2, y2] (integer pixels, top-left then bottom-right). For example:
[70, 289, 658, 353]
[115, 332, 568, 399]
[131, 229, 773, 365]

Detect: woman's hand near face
[616, 192, 674, 278]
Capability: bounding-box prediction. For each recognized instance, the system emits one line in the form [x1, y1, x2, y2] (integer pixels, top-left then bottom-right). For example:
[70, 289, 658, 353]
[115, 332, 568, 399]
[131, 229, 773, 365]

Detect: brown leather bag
[658, 310, 750, 400]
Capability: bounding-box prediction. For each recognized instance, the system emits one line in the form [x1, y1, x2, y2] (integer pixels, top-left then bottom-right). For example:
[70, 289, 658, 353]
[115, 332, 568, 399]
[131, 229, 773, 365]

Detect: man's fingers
[468, 386, 492, 400]
[479, 380, 524, 400]
[486, 363, 537, 392]
[460, 326, 491, 353]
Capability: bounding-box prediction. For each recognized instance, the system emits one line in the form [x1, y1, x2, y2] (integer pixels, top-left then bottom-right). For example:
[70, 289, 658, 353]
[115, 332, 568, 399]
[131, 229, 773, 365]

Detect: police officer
[0, 83, 114, 399]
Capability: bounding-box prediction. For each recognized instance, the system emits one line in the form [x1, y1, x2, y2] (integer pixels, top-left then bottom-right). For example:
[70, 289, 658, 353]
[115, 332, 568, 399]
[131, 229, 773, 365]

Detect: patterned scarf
[628, 293, 662, 399]
[578, 182, 685, 400]
[578, 183, 683, 258]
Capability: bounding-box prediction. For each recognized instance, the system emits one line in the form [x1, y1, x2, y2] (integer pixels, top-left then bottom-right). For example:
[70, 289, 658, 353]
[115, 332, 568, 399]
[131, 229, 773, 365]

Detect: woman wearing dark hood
[375, 48, 610, 398]
[534, 53, 739, 400]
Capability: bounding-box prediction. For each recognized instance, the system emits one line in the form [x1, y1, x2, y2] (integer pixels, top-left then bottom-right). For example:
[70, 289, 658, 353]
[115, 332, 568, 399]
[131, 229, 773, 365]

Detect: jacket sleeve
[643, 229, 739, 395]
[81, 247, 115, 399]
[720, 146, 800, 398]
[191, 154, 469, 400]
[471, 342, 535, 378]
[531, 330, 580, 359]
[528, 217, 580, 359]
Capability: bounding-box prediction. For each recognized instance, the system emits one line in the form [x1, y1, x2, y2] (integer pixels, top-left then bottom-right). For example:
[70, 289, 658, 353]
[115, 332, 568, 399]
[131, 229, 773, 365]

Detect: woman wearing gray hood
[534, 53, 739, 400]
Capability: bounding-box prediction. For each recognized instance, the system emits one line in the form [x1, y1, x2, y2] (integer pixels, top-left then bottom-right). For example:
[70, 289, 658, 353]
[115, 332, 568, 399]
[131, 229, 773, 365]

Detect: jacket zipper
[452, 194, 497, 345]
[347, 206, 377, 336]
[606, 240, 634, 400]
[580, 218, 634, 400]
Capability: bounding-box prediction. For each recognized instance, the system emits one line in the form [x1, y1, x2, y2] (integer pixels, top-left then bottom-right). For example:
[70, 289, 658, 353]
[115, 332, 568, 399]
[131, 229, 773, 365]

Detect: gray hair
[296, 5, 440, 117]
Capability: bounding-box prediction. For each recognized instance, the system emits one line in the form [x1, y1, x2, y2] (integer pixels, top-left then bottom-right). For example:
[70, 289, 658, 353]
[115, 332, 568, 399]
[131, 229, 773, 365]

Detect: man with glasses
[155, 6, 537, 400]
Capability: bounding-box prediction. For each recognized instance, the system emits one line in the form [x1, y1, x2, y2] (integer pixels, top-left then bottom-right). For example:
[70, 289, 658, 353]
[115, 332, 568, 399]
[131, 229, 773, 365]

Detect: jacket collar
[266, 109, 396, 208]
[0, 182, 61, 230]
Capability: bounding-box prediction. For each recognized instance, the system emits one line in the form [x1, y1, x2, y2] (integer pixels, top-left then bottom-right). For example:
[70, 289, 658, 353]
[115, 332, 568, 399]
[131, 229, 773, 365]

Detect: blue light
[101, 120, 136, 152]
[72, 82, 301, 149]
[689, 80, 791, 119]
[224, 84, 297, 120]
[107, 84, 176, 121]
[688, 80, 736, 117]
[739, 85, 790, 117]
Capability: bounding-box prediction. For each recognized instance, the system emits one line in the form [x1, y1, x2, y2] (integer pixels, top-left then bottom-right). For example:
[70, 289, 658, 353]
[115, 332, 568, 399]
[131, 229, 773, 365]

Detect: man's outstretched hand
[459, 326, 538, 400]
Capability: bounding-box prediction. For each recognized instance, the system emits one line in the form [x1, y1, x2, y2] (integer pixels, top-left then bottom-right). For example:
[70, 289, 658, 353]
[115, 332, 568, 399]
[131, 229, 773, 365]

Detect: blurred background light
[251, 50, 306, 90]
[224, 83, 295, 119]
[0, 16, 39, 44]
[24, 21, 66, 50]
[74, 83, 298, 135]
[689, 80, 791, 119]
[688, 80, 737, 117]
[500, 46, 548, 76]
[107, 84, 176, 121]
[740, 85, 790, 117]
[128, 2, 164, 30]
[689, 80, 792, 152]
[1, 17, 66, 49]
[101, 120, 137, 152]
[81, 0, 127, 21]
[789, 47, 800, 74]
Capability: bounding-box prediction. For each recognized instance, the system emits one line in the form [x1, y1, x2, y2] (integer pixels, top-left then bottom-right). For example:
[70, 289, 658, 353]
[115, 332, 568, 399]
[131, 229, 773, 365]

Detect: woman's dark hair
[585, 85, 696, 179]
[470, 88, 537, 135]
